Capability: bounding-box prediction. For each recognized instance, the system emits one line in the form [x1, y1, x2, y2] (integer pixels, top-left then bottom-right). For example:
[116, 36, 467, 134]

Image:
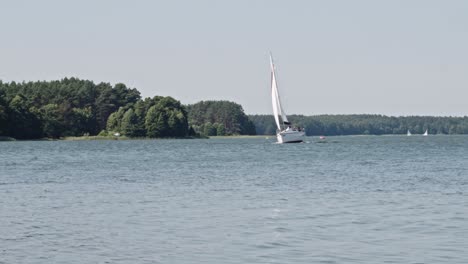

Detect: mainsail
[270, 54, 289, 130]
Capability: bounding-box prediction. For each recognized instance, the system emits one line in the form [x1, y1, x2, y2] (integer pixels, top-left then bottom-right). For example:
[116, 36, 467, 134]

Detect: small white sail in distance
[407, 130, 411, 136]
[270, 53, 289, 130]
[423, 129, 428, 136]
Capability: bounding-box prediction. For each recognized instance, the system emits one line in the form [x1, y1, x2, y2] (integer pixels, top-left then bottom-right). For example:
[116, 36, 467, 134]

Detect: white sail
[407, 130, 411, 136]
[270, 54, 289, 129]
[270, 57, 281, 130]
[423, 129, 428, 136]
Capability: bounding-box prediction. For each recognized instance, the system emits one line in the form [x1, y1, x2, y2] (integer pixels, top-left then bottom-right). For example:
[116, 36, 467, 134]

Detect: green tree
[145, 105, 168, 138]
[121, 109, 141, 137]
[186, 100, 256, 136]
[215, 123, 226, 136]
[40, 104, 64, 138]
[7, 95, 42, 139]
[167, 109, 188, 137]
[0, 90, 8, 135]
[106, 107, 126, 133]
[203, 122, 216, 136]
[69, 107, 93, 136]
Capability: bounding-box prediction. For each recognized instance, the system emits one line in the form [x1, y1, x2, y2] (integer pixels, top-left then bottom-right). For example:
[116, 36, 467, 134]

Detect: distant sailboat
[423, 129, 428, 136]
[270, 53, 305, 143]
[407, 130, 412, 136]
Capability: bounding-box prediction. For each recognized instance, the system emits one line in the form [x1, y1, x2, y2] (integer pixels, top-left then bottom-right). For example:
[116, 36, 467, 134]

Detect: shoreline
[208, 135, 268, 139]
[0, 135, 207, 142]
[1, 134, 465, 142]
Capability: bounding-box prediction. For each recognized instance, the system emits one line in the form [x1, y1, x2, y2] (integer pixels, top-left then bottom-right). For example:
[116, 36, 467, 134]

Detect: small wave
[256, 241, 292, 249]
[274, 227, 291, 233]
[211, 188, 236, 192]
[43, 180, 61, 184]
[118, 178, 136, 183]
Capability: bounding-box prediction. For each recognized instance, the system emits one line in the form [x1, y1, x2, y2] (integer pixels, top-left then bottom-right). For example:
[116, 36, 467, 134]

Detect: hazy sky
[1, 0, 467, 116]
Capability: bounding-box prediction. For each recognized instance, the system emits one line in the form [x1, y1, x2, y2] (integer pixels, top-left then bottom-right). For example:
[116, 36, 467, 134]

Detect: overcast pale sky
[1, 0, 467, 116]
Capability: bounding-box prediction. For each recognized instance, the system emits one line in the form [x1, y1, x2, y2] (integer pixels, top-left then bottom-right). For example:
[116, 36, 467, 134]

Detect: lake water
[1, 136, 468, 263]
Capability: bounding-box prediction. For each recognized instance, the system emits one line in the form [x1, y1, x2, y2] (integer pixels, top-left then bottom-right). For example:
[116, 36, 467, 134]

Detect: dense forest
[0, 79, 256, 139]
[250, 114, 468, 135]
[186, 100, 256, 136]
[0, 78, 194, 139]
[104, 96, 192, 138]
[0, 78, 137, 139]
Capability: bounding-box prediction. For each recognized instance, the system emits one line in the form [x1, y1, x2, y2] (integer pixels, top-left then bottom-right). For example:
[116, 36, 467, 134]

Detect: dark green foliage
[121, 109, 143, 137]
[140, 96, 189, 138]
[203, 122, 216, 136]
[159, 97, 189, 137]
[188, 126, 196, 136]
[106, 107, 126, 133]
[0, 78, 140, 139]
[145, 105, 167, 138]
[68, 107, 94, 136]
[0, 89, 9, 135]
[95, 82, 140, 132]
[215, 123, 226, 136]
[0, 77, 190, 139]
[249, 114, 468, 135]
[102, 96, 189, 138]
[186, 100, 256, 136]
[40, 104, 64, 138]
[6, 95, 42, 139]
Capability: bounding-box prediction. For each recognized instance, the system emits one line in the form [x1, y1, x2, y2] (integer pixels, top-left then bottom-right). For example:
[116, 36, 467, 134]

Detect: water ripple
[1, 136, 468, 263]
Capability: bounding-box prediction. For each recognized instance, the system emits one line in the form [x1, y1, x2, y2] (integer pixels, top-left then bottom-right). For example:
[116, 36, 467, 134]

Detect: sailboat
[423, 129, 428, 136]
[407, 130, 412, 136]
[270, 53, 305, 143]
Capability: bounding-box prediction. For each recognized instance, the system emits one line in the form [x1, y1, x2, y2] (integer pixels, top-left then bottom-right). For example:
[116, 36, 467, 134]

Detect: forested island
[1, 78, 467, 140]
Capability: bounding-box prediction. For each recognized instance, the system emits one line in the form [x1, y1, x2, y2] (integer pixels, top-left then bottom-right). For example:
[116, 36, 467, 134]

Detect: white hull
[277, 130, 305, 143]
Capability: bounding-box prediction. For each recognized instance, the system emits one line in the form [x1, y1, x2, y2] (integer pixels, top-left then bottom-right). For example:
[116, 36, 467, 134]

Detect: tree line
[2, 78, 466, 139]
[249, 114, 468, 135]
[0, 78, 256, 139]
[186, 100, 256, 136]
[0, 78, 141, 139]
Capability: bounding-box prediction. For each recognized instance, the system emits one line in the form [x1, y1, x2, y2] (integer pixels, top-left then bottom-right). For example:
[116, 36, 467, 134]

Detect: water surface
[1, 136, 467, 263]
